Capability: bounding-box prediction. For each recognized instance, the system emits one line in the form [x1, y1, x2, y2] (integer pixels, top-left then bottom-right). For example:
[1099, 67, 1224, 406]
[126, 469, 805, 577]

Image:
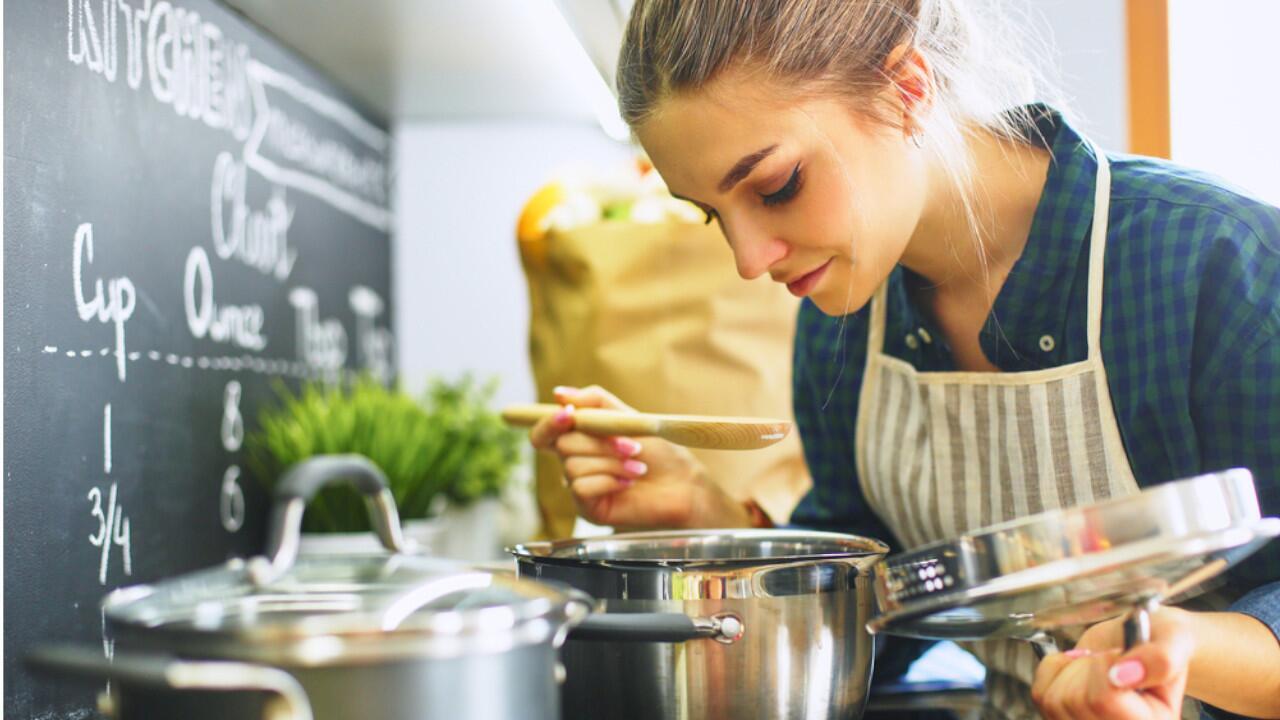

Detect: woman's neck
[899, 128, 1052, 301]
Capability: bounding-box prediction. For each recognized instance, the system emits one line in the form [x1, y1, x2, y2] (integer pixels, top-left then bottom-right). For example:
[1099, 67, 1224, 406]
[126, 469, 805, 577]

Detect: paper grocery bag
[520, 221, 812, 539]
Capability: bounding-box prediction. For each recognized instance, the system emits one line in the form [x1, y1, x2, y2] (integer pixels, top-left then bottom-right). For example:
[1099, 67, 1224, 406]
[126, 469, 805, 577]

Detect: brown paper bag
[520, 221, 812, 539]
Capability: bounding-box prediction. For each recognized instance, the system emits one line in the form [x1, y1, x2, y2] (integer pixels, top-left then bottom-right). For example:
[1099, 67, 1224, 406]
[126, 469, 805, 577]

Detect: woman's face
[636, 74, 930, 317]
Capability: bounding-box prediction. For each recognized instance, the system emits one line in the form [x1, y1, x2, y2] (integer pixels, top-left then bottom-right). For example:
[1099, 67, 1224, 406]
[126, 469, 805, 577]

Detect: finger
[528, 404, 576, 450]
[565, 456, 648, 484]
[1076, 615, 1125, 652]
[1032, 650, 1086, 706]
[556, 432, 643, 459]
[1044, 654, 1096, 720]
[1111, 630, 1193, 691]
[1086, 654, 1155, 720]
[554, 384, 635, 412]
[1038, 650, 1121, 720]
[567, 473, 633, 501]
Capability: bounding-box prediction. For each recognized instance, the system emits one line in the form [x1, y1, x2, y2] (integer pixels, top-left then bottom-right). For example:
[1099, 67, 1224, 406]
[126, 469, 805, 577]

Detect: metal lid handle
[249, 455, 408, 586]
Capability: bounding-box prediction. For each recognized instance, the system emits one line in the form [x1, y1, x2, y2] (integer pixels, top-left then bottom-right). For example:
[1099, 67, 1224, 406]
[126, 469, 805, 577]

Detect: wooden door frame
[1127, 0, 1171, 158]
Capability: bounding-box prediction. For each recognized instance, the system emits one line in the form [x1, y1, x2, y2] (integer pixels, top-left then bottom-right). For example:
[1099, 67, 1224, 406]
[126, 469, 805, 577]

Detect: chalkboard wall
[5, 1, 394, 716]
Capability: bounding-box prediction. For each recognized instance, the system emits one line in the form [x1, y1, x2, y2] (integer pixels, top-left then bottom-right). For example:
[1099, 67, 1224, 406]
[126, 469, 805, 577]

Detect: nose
[725, 222, 790, 281]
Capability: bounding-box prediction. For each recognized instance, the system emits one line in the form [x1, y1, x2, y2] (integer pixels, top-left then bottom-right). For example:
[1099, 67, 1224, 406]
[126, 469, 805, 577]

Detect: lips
[784, 259, 832, 297]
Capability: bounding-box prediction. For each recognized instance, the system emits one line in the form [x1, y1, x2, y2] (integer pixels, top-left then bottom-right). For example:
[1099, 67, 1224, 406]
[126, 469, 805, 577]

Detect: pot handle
[27, 644, 314, 720]
[569, 612, 745, 645]
[249, 454, 409, 586]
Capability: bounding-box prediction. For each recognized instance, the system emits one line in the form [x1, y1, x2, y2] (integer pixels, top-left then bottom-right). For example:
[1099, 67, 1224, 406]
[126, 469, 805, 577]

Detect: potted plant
[247, 374, 524, 559]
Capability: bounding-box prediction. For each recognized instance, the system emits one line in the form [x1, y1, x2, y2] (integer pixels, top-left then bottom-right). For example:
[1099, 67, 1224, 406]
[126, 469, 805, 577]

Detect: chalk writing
[183, 246, 267, 349]
[73, 223, 135, 381]
[211, 151, 296, 280]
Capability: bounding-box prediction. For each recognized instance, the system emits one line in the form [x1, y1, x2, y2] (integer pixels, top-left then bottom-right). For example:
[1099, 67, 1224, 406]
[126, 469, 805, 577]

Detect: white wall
[1031, 0, 1128, 152]
[1168, 0, 1280, 205]
[392, 122, 633, 405]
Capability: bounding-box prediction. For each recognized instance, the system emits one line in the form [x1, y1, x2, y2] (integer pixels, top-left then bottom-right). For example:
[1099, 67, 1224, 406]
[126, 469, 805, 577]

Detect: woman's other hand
[1031, 607, 1195, 719]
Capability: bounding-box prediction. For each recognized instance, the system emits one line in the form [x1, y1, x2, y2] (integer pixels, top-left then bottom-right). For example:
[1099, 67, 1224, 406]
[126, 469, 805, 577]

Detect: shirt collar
[981, 104, 1101, 369]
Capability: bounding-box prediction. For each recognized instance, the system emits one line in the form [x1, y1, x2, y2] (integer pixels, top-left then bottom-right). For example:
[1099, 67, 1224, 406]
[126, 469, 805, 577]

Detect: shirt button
[918, 328, 933, 344]
[1039, 334, 1056, 352]
[905, 334, 920, 350]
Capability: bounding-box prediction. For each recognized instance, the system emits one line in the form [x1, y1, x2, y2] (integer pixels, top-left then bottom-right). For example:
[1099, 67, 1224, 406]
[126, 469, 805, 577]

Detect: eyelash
[761, 164, 802, 207]
[699, 162, 802, 224]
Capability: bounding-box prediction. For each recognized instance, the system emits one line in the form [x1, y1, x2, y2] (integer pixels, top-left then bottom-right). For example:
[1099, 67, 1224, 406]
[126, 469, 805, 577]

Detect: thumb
[1109, 632, 1193, 691]
[554, 385, 635, 412]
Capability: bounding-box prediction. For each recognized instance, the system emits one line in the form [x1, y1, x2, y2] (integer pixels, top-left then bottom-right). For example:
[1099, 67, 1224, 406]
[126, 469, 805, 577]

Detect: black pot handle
[250, 454, 408, 586]
[569, 612, 744, 644]
[27, 644, 314, 720]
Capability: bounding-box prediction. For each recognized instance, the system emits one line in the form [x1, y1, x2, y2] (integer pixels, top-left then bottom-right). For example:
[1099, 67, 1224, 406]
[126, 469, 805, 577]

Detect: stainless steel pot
[29, 455, 588, 720]
[511, 529, 889, 719]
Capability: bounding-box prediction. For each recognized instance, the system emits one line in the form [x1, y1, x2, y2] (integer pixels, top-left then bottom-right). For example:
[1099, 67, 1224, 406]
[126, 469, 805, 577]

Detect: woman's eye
[761, 164, 802, 207]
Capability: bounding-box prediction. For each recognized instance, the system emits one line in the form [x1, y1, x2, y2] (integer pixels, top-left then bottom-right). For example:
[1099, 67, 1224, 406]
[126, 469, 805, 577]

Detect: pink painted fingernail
[1108, 660, 1145, 688]
[1064, 649, 1090, 659]
[622, 459, 648, 476]
[613, 437, 642, 457]
[554, 404, 575, 427]
[617, 477, 635, 488]
[553, 386, 576, 397]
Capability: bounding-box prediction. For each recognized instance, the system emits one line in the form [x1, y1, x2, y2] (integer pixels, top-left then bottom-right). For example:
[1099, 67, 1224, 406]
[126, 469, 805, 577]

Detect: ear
[882, 44, 934, 138]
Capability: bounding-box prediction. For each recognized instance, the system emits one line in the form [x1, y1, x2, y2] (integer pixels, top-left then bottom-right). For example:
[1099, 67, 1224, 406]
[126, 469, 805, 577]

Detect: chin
[809, 287, 874, 318]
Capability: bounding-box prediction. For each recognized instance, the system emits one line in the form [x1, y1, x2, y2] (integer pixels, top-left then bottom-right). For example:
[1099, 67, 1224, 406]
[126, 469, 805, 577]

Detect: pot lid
[867, 468, 1280, 641]
[104, 553, 579, 664]
[103, 456, 586, 665]
[511, 528, 889, 567]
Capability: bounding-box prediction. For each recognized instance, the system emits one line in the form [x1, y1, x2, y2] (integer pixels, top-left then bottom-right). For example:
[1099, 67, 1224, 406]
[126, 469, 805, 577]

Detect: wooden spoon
[501, 404, 791, 450]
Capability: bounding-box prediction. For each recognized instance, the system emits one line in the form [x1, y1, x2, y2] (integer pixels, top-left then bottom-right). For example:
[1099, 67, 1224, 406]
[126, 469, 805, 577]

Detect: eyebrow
[718, 144, 778, 193]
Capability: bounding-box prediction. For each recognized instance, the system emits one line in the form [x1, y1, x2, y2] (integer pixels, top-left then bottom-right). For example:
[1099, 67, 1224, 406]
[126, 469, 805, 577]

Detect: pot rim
[504, 525, 885, 573]
[509, 528, 889, 569]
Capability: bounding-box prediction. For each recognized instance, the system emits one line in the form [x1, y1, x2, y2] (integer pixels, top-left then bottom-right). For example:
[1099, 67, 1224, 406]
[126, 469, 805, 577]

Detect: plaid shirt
[790, 106, 1280, 649]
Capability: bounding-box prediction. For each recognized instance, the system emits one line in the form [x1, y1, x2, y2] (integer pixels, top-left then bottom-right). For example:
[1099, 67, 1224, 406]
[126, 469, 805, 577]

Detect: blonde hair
[618, 0, 1062, 273]
[618, 0, 1058, 165]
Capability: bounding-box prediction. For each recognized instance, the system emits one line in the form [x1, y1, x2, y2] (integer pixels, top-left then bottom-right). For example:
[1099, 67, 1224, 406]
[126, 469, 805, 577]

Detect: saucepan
[29, 455, 589, 720]
[513, 528, 889, 719]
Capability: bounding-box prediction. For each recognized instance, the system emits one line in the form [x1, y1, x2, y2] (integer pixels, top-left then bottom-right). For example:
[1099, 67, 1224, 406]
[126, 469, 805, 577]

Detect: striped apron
[855, 146, 1151, 718]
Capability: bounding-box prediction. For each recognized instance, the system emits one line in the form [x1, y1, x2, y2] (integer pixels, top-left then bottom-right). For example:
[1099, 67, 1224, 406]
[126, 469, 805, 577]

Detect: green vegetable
[247, 374, 522, 533]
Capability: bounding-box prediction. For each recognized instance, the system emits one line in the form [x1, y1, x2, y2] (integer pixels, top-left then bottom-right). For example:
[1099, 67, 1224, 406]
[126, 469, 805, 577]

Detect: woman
[527, 1, 1280, 717]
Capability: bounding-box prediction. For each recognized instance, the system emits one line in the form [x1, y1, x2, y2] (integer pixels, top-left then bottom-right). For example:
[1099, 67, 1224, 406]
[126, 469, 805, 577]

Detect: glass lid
[105, 553, 564, 636]
[102, 456, 585, 664]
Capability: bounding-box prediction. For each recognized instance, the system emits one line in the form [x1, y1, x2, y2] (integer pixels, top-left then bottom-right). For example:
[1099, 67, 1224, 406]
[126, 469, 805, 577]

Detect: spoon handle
[501, 404, 661, 437]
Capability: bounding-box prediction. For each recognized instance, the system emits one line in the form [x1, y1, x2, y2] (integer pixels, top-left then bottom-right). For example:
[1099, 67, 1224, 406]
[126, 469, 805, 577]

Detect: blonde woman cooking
[527, 1, 1280, 717]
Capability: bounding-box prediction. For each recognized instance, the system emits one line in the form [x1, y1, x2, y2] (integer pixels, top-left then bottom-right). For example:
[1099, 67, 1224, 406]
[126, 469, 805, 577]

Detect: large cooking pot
[512, 529, 889, 719]
[29, 455, 587, 720]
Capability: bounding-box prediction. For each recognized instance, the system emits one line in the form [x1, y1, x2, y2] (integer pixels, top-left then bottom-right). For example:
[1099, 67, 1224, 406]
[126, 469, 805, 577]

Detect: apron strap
[867, 280, 889, 355]
[867, 141, 1112, 361]
[1085, 145, 1112, 360]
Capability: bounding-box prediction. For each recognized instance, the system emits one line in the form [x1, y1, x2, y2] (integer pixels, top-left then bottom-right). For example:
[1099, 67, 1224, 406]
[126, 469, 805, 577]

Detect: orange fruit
[517, 182, 566, 244]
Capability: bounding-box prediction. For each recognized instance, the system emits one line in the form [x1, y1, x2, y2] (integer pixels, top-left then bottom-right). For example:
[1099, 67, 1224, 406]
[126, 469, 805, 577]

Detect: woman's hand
[527, 385, 751, 530]
[1031, 607, 1195, 719]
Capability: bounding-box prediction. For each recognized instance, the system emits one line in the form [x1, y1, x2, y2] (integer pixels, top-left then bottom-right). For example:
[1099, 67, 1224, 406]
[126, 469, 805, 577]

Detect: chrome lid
[511, 529, 889, 568]
[869, 468, 1280, 641]
[104, 456, 585, 665]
